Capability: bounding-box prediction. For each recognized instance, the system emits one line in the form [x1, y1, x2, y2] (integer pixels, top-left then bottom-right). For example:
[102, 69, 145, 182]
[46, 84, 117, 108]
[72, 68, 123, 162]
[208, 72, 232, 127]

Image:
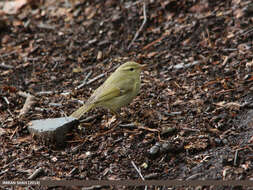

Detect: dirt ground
[1, 0, 253, 189]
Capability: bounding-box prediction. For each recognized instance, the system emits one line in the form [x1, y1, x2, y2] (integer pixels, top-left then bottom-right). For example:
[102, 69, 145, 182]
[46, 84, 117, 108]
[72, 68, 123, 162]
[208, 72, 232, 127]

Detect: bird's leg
[112, 110, 133, 124]
[110, 110, 122, 120]
[107, 110, 125, 126]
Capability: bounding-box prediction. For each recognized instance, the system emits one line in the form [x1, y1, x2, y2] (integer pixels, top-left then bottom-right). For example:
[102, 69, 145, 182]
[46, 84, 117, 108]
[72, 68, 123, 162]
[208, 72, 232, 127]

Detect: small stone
[51, 157, 58, 162]
[244, 74, 251, 80]
[69, 168, 78, 176]
[28, 117, 79, 145]
[160, 142, 173, 152]
[214, 138, 222, 145]
[222, 138, 228, 145]
[85, 151, 92, 158]
[0, 128, 6, 136]
[141, 162, 148, 169]
[149, 143, 161, 155]
[97, 51, 103, 60]
[161, 126, 176, 135]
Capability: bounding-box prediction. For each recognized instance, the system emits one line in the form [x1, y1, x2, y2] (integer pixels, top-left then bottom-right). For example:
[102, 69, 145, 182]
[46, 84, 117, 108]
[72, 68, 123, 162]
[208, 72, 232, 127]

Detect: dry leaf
[3, 0, 28, 15]
[105, 115, 117, 127]
[147, 51, 158, 58]
[0, 128, 6, 136]
[214, 101, 226, 107]
[224, 102, 241, 110]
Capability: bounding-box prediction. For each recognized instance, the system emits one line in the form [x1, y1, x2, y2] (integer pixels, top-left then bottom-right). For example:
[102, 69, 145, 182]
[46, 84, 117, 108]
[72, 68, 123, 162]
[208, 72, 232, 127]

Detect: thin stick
[35, 91, 54, 96]
[131, 161, 145, 180]
[18, 92, 35, 117]
[0, 63, 14, 69]
[17, 91, 32, 98]
[240, 27, 253, 36]
[119, 123, 136, 128]
[10, 126, 19, 139]
[181, 127, 200, 132]
[76, 70, 93, 90]
[222, 56, 229, 66]
[127, 1, 147, 50]
[76, 64, 119, 89]
[35, 90, 71, 96]
[86, 73, 105, 85]
[234, 149, 239, 166]
[79, 114, 98, 122]
[131, 161, 147, 190]
[28, 168, 44, 180]
[0, 51, 16, 58]
[3, 97, 9, 104]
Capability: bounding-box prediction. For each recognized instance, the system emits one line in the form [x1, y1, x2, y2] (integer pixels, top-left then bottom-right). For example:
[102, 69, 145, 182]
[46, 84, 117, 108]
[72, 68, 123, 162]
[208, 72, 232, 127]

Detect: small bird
[71, 61, 144, 119]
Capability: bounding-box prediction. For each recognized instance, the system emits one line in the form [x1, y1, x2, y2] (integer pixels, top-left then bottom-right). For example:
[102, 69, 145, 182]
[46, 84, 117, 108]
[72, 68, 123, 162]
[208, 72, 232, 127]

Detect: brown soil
[1, 0, 253, 189]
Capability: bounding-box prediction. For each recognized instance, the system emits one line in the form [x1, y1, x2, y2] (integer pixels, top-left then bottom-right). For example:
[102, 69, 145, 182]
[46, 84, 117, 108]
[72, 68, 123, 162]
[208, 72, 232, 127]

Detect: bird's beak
[140, 64, 147, 70]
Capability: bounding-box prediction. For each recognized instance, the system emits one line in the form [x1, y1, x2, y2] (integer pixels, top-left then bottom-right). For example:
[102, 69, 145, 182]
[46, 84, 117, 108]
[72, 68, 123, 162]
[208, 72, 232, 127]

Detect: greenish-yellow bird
[71, 61, 143, 119]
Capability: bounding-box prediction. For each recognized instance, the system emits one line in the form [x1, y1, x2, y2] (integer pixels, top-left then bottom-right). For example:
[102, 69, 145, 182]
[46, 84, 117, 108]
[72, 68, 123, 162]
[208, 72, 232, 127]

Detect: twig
[82, 186, 103, 190]
[222, 56, 229, 66]
[79, 114, 98, 122]
[60, 110, 68, 118]
[0, 51, 16, 58]
[142, 30, 170, 50]
[164, 111, 182, 116]
[222, 48, 237, 52]
[144, 173, 159, 179]
[18, 92, 36, 117]
[12, 91, 35, 139]
[28, 168, 44, 180]
[48, 103, 62, 107]
[0, 169, 8, 176]
[35, 91, 54, 96]
[37, 22, 56, 30]
[76, 70, 93, 89]
[127, 1, 147, 49]
[131, 161, 147, 190]
[131, 161, 145, 180]
[35, 90, 71, 96]
[119, 123, 136, 128]
[10, 126, 19, 139]
[17, 91, 31, 98]
[7, 109, 14, 118]
[125, 0, 143, 8]
[60, 91, 71, 96]
[34, 107, 50, 112]
[68, 168, 78, 176]
[181, 127, 200, 132]
[234, 149, 239, 166]
[86, 73, 105, 85]
[172, 61, 200, 70]
[0, 63, 14, 69]
[240, 27, 253, 36]
[3, 97, 9, 104]
[138, 125, 160, 133]
[71, 142, 85, 153]
[3, 155, 32, 169]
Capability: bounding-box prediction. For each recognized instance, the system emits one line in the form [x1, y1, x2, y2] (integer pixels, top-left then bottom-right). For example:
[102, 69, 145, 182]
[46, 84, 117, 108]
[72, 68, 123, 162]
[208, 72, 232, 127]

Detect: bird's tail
[70, 103, 94, 119]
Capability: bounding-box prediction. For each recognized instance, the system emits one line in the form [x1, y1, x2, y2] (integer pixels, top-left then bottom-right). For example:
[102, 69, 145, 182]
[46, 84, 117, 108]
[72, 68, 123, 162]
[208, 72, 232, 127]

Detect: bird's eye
[129, 68, 134, 71]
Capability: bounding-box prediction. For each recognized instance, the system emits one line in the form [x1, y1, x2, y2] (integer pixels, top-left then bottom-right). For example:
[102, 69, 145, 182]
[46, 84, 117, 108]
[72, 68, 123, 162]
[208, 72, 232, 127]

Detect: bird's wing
[94, 78, 134, 104]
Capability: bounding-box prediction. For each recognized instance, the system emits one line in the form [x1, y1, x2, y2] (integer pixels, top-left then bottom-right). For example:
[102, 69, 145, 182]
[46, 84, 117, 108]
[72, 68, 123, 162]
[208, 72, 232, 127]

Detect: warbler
[71, 61, 143, 119]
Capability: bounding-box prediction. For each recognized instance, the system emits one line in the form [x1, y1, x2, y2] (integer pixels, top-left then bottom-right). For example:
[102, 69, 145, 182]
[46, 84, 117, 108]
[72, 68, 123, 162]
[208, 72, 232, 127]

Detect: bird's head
[117, 61, 145, 77]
